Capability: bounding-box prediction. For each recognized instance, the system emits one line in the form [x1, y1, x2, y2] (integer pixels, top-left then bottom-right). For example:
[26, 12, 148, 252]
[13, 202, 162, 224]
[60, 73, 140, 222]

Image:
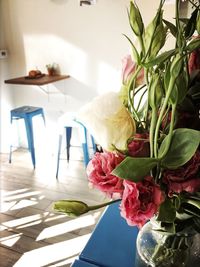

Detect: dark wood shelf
[5, 74, 70, 86]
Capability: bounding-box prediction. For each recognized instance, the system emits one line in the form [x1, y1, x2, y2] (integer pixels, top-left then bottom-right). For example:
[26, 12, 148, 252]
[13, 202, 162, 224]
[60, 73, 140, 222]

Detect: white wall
[0, 0, 14, 153]
[0, 0, 176, 153]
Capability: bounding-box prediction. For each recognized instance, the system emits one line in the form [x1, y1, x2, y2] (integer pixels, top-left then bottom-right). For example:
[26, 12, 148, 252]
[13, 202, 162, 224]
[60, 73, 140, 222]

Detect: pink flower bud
[121, 55, 144, 85]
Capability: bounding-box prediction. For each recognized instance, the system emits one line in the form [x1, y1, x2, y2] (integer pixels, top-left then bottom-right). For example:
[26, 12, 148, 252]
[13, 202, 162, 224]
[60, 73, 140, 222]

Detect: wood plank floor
[0, 149, 107, 267]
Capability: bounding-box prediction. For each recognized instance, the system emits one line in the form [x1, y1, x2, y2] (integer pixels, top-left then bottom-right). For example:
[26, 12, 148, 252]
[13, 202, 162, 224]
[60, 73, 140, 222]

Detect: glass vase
[135, 221, 200, 267]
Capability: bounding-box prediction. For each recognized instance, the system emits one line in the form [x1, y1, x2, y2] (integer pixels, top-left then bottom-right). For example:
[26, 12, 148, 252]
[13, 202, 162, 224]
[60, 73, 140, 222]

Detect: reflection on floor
[0, 149, 107, 267]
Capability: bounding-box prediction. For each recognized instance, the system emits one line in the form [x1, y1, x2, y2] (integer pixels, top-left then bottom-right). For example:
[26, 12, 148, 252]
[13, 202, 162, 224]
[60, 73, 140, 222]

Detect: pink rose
[127, 133, 150, 157]
[87, 152, 124, 198]
[121, 55, 144, 86]
[120, 176, 163, 228]
[163, 150, 200, 196]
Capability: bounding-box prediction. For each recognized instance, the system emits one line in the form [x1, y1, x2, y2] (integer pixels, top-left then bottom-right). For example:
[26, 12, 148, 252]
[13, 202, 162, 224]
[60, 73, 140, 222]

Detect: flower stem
[127, 66, 144, 127]
[139, 36, 145, 55]
[134, 84, 146, 96]
[88, 199, 121, 211]
[153, 77, 176, 158]
[159, 103, 176, 159]
[150, 108, 157, 158]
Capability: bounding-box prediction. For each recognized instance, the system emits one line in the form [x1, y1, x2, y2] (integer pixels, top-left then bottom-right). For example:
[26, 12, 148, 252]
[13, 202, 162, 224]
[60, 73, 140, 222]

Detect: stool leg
[41, 110, 46, 125]
[9, 114, 14, 163]
[91, 135, 96, 154]
[66, 127, 72, 162]
[82, 126, 89, 167]
[56, 134, 63, 179]
[24, 117, 36, 168]
[9, 145, 13, 163]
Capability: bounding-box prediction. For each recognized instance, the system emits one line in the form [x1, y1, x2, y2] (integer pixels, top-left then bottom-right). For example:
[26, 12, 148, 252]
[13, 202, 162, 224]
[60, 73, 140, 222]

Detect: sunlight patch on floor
[36, 214, 96, 241]
[4, 190, 42, 202]
[2, 212, 49, 228]
[13, 234, 91, 267]
[0, 200, 17, 212]
[45, 255, 77, 267]
[11, 199, 38, 211]
[43, 213, 67, 223]
[0, 225, 8, 231]
[0, 233, 23, 247]
[1, 188, 31, 197]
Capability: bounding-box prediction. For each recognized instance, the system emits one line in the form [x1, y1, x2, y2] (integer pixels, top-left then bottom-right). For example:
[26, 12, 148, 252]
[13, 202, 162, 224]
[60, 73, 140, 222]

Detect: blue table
[71, 202, 139, 267]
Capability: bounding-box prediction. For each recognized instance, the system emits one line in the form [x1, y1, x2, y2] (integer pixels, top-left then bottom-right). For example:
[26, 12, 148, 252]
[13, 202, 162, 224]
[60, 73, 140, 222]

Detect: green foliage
[144, 9, 166, 58]
[187, 38, 200, 52]
[157, 199, 176, 223]
[196, 10, 200, 35]
[110, 0, 200, 230]
[55, 0, 200, 236]
[163, 19, 177, 37]
[143, 49, 175, 68]
[185, 9, 198, 39]
[170, 54, 183, 79]
[159, 128, 200, 169]
[123, 34, 140, 64]
[129, 1, 144, 36]
[112, 157, 158, 182]
[148, 73, 162, 109]
[174, 71, 188, 104]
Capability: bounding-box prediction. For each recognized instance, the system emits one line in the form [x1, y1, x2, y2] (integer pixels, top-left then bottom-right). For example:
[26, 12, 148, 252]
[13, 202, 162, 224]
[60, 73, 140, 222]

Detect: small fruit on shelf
[28, 70, 42, 77]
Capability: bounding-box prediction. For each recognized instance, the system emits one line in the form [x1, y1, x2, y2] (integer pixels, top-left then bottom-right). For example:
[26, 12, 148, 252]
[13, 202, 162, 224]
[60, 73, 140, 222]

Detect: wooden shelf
[5, 74, 70, 86]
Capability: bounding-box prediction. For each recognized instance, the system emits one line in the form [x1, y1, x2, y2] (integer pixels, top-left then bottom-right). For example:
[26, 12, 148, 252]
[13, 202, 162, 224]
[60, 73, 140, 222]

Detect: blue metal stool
[9, 106, 45, 168]
[56, 115, 96, 179]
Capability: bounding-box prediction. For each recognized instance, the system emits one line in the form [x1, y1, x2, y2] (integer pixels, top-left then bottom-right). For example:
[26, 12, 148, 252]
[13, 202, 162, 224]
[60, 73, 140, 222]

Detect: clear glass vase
[135, 221, 200, 267]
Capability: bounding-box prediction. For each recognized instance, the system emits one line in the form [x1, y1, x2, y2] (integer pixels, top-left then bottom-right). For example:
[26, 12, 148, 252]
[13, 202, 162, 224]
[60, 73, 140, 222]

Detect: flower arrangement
[54, 0, 200, 266]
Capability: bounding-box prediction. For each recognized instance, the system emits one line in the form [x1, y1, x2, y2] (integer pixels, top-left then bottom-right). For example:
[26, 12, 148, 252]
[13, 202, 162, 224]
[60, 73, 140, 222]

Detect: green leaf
[168, 84, 178, 105]
[182, 204, 200, 218]
[157, 199, 176, 223]
[112, 157, 158, 182]
[163, 19, 177, 37]
[196, 10, 200, 35]
[123, 34, 140, 63]
[170, 54, 183, 79]
[184, 199, 200, 209]
[187, 38, 200, 52]
[148, 73, 161, 108]
[164, 63, 171, 91]
[169, 71, 188, 105]
[179, 18, 189, 25]
[150, 23, 167, 57]
[143, 49, 175, 68]
[176, 211, 193, 221]
[144, 9, 166, 58]
[129, 1, 144, 36]
[185, 8, 198, 39]
[159, 128, 200, 169]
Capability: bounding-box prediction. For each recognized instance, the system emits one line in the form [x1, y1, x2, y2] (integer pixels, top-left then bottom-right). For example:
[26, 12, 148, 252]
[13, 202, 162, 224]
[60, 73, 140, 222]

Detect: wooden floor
[0, 148, 107, 267]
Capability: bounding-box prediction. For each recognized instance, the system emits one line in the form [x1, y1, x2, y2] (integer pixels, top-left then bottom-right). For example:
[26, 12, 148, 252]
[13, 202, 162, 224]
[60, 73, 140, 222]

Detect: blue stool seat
[9, 106, 45, 168]
[56, 113, 96, 178]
